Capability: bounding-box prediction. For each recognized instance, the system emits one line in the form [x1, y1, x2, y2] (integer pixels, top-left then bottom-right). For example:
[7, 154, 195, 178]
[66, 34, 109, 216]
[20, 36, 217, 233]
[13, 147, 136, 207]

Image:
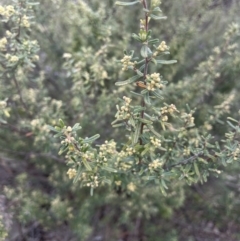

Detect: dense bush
[0, 0, 240, 240]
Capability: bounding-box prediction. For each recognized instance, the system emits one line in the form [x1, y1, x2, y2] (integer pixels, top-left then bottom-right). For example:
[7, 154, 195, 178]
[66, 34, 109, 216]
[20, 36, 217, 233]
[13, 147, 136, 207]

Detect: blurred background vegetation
[0, 0, 240, 240]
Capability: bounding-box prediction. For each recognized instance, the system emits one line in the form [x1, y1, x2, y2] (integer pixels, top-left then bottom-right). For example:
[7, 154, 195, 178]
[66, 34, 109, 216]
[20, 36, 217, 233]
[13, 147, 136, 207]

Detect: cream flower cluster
[86, 176, 99, 188]
[98, 141, 117, 164]
[148, 159, 163, 172]
[82, 151, 94, 160]
[233, 147, 240, 161]
[125, 146, 136, 156]
[22, 15, 30, 28]
[153, 41, 169, 56]
[183, 147, 190, 156]
[67, 168, 77, 179]
[5, 54, 19, 63]
[0, 101, 7, 109]
[116, 96, 132, 119]
[151, 0, 161, 8]
[146, 73, 163, 91]
[99, 140, 117, 155]
[0, 37, 7, 51]
[120, 55, 136, 71]
[121, 162, 132, 171]
[6, 30, 12, 38]
[160, 104, 178, 122]
[127, 182, 136, 192]
[181, 113, 195, 126]
[0, 5, 15, 19]
[150, 137, 161, 148]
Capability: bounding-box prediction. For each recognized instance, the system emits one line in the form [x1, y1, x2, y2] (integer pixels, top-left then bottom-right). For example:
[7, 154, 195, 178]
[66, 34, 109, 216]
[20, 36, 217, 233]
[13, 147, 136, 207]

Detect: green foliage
[0, 0, 240, 240]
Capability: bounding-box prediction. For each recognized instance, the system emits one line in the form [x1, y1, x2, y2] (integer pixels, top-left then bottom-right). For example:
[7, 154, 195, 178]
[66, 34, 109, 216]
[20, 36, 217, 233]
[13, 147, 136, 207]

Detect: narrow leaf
[112, 123, 125, 128]
[130, 91, 143, 97]
[102, 166, 118, 173]
[161, 179, 168, 189]
[59, 119, 65, 127]
[133, 122, 141, 144]
[115, 75, 139, 86]
[116, 0, 140, 6]
[136, 69, 143, 76]
[132, 33, 141, 41]
[152, 89, 164, 99]
[82, 159, 92, 171]
[147, 125, 162, 138]
[148, 38, 159, 45]
[144, 92, 151, 105]
[156, 59, 177, 65]
[138, 117, 153, 125]
[47, 125, 60, 132]
[73, 165, 82, 184]
[152, 7, 162, 12]
[83, 134, 100, 143]
[193, 162, 201, 178]
[150, 14, 167, 20]
[141, 45, 148, 58]
[227, 121, 237, 130]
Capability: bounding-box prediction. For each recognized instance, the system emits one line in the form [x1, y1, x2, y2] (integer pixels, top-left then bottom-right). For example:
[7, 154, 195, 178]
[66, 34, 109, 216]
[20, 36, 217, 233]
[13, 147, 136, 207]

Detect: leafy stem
[139, 0, 149, 146]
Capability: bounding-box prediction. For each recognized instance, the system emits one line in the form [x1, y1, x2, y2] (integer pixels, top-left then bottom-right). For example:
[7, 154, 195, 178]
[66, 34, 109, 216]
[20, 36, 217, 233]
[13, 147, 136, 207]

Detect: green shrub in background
[0, 0, 240, 240]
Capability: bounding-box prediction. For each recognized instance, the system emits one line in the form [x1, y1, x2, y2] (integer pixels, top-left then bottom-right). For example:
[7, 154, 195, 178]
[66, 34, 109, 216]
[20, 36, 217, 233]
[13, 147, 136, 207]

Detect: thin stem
[139, 0, 149, 146]
[12, 74, 28, 111]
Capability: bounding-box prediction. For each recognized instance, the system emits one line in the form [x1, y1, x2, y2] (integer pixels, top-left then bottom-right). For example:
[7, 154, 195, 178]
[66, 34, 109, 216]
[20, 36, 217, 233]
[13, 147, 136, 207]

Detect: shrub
[0, 0, 240, 240]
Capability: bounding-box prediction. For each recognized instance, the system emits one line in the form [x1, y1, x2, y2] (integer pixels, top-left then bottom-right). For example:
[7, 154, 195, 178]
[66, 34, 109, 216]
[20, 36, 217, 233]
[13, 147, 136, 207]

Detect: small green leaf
[115, 1, 140, 6]
[227, 121, 237, 130]
[136, 69, 144, 76]
[227, 117, 238, 123]
[141, 89, 148, 95]
[151, 58, 157, 65]
[0, 118, 7, 124]
[133, 106, 146, 113]
[73, 165, 82, 184]
[82, 159, 92, 171]
[161, 179, 168, 189]
[47, 125, 60, 132]
[112, 123, 125, 128]
[59, 119, 65, 127]
[129, 116, 136, 128]
[90, 187, 94, 196]
[133, 122, 141, 144]
[138, 117, 153, 125]
[102, 166, 118, 173]
[140, 45, 152, 58]
[102, 178, 112, 185]
[150, 14, 167, 20]
[152, 89, 164, 99]
[132, 33, 141, 42]
[144, 113, 156, 121]
[83, 134, 100, 143]
[159, 185, 167, 196]
[142, 176, 156, 180]
[193, 162, 201, 178]
[152, 7, 162, 13]
[115, 75, 139, 86]
[58, 145, 68, 155]
[147, 125, 162, 138]
[130, 91, 143, 97]
[141, 146, 151, 156]
[156, 59, 177, 65]
[148, 38, 159, 45]
[144, 92, 151, 105]
[28, 2, 40, 5]
[72, 123, 82, 131]
[143, 8, 150, 13]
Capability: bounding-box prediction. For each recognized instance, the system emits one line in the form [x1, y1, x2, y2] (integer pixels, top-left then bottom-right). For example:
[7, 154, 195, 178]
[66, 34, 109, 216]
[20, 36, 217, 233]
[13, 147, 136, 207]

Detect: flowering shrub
[0, 0, 240, 240]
